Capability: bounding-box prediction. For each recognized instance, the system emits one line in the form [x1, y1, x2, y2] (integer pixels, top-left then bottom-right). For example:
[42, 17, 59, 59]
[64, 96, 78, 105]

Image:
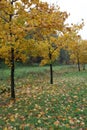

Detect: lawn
[0, 65, 87, 130]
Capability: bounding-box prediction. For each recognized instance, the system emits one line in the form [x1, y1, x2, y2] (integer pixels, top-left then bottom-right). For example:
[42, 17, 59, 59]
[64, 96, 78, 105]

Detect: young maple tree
[79, 40, 87, 69]
[63, 23, 85, 71]
[24, 2, 68, 84]
[30, 4, 68, 84]
[0, 0, 42, 98]
[70, 39, 87, 70]
[0, 0, 30, 98]
[37, 34, 65, 84]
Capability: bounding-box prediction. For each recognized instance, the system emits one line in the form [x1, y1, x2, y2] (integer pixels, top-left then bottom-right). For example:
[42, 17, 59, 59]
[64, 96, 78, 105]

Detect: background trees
[62, 23, 85, 71]
[79, 40, 87, 70]
[59, 49, 70, 64]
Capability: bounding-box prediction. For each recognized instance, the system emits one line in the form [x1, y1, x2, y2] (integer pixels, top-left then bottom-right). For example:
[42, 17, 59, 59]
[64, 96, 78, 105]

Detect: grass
[0, 64, 87, 130]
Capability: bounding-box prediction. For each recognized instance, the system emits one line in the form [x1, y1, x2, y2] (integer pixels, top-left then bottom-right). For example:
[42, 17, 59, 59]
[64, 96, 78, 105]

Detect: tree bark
[49, 51, 53, 84]
[77, 56, 80, 71]
[50, 63, 53, 84]
[11, 48, 15, 99]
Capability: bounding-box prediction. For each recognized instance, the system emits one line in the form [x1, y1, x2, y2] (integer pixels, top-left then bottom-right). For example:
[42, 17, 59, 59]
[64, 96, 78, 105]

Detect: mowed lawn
[0, 65, 87, 130]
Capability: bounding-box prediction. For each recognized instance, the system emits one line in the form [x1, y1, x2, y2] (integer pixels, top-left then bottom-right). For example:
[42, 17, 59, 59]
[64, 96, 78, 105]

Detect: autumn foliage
[0, 0, 87, 97]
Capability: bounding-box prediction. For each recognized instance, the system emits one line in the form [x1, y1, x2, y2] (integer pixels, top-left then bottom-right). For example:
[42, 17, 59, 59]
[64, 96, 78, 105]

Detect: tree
[25, 3, 68, 84]
[37, 33, 68, 84]
[0, 0, 26, 98]
[38, 36, 60, 84]
[79, 40, 87, 70]
[70, 36, 82, 71]
[0, 0, 36, 98]
[69, 39, 87, 71]
[62, 23, 84, 71]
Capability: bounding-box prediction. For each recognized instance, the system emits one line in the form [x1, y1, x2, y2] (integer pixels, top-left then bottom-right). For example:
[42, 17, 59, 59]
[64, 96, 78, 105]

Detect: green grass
[0, 65, 87, 129]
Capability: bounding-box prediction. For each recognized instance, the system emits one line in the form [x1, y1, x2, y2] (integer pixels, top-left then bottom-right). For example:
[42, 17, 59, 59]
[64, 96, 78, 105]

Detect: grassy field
[0, 65, 87, 130]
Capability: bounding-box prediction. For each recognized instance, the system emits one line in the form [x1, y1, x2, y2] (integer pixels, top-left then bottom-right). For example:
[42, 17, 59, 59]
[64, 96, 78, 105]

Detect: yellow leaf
[69, 119, 74, 125]
[54, 120, 60, 126]
[10, 115, 15, 122]
[3, 127, 8, 130]
[38, 119, 41, 123]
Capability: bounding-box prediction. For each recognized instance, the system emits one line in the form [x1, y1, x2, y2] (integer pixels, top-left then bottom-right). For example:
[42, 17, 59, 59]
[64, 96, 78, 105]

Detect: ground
[0, 65, 87, 130]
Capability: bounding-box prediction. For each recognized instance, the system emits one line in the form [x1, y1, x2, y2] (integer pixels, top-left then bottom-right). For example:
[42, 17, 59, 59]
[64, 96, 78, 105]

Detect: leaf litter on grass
[0, 69, 87, 129]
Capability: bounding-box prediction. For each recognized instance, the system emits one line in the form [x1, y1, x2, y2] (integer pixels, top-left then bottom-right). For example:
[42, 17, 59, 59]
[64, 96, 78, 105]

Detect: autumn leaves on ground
[0, 65, 87, 130]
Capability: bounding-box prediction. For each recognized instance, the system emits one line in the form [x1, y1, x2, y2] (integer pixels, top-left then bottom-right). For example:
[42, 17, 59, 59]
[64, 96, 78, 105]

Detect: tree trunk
[77, 57, 80, 71]
[49, 51, 53, 84]
[50, 63, 53, 84]
[11, 48, 15, 99]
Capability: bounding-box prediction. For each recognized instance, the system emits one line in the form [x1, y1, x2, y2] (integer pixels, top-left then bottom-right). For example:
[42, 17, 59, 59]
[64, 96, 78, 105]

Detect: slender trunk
[49, 51, 53, 84]
[9, 1, 15, 99]
[77, 56, 80, 71]
[50, 63, 53, 84]
[11, 48, 15, 99]
[77, 61, 80, 71]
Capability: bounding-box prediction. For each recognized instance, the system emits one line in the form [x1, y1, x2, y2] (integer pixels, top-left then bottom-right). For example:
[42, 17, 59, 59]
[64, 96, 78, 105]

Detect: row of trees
[64, 24, 87, 71]
[0, 0, 87, 99]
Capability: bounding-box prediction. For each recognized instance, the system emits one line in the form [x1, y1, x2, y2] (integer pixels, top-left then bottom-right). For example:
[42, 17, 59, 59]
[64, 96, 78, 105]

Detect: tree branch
[0, 14, 9, 23]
